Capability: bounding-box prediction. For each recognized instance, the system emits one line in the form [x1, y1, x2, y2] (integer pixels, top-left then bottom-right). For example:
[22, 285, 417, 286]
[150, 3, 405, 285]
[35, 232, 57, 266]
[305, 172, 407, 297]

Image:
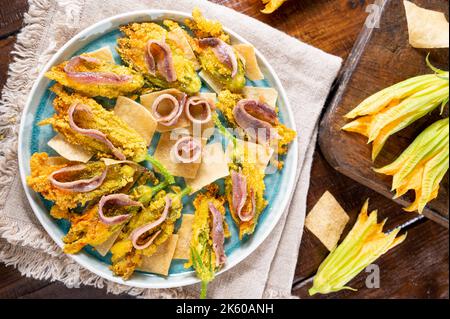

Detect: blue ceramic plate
[18, 10, 298, 289]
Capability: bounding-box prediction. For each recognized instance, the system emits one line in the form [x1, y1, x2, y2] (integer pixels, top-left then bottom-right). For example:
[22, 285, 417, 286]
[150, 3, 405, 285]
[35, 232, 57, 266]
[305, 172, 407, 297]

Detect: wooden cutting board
[319, 0, 449, 227]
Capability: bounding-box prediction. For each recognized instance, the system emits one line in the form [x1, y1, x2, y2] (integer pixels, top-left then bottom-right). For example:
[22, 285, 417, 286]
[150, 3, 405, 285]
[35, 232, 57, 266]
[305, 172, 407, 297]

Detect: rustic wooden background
[0, 0, 448, 299]
[319, 0, 449, 226]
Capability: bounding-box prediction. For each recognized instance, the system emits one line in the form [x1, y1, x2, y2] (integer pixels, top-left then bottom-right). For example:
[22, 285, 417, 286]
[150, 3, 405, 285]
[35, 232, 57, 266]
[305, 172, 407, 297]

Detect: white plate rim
[17, 9, 299, 289]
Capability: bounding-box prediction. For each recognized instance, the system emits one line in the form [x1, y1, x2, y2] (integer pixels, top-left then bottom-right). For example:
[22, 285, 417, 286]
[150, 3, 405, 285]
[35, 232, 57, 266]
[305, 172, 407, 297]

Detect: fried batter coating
[163, 19, 198, 50]
[276, 123, 297, 156]
[217, 90, 296, 156]
[109, 240, 142, 279]
[110, 186, 190, 279]
[26, 153, 136, 214]
[117, 22, 201, 94]
[185, 185, 230, 286]
[45, 53, 144, 98]
[40, 85, 148, 162]
[216, 90, 242, 126]
[226, 159, 267, 239]
[185, 7, 230, 43]
[63, 204, 124, 254]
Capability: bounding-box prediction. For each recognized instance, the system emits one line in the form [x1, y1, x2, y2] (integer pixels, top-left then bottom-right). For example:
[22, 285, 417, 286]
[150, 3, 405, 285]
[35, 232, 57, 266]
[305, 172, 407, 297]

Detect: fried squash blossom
[45, 53, 144, 98]
[26, 153, 137, 219]
[117, 22, 201, 94]
[40, 85, 148, 162]
[110, 187, 190, 279]
[186, 8, 246, 92]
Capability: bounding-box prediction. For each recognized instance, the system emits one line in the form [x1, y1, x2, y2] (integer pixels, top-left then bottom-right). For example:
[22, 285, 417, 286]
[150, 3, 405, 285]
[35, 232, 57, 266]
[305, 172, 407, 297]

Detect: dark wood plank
[19, 282, 133, 299]
[0, 0, 27, 38]
[0, 263, 129, 299]
[319, 0, 449, 226]
[293, 219, 449, 299]
[215, 0, 372, 59]
[0, 263, 51, 298]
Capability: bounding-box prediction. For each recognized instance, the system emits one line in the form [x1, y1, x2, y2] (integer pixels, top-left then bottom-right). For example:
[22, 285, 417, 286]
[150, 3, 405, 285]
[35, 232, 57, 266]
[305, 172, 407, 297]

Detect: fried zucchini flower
[309, 199, 407, 296]
[63, 201, 134, 254]
[45, 54, 144, 98]
[63, 171, 168, 255]
[186, 8, 246, 92]
[185, 7, 230, 43]
[217, 90, 296, 156]
[26, 152, 137, 219]
[342, 57, 449, 160]
[40, 85, 148, 162]
[185, 185, 230, 299]
[226, 155, 267, 239]
[163, 19, 201, 70]
[110, 186, 191, 279]
[374, 118, 449, 213]
[212, 114, 268, 238]
[117, 22, 201, 94]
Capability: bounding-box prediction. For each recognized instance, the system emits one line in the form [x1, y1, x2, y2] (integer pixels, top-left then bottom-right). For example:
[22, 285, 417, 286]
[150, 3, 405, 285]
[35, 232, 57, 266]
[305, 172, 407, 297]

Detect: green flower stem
[213, 112, 238, 161]
[178, 186, 192, 199]
[200, 281, 208, 299]
[136, 180, 169, 206]
[145, 154, 175, 185]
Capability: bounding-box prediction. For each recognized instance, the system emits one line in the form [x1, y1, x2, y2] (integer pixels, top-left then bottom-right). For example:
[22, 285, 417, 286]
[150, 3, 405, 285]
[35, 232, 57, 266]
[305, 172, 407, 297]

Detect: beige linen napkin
[0, 0, 341, 298]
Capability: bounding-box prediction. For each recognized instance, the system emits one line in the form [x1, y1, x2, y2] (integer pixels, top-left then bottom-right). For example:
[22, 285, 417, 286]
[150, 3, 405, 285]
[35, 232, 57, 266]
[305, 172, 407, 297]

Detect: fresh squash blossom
[309, 199, 407, 295]
[342, 57, 449, 160]
[374, 118, 449, 213]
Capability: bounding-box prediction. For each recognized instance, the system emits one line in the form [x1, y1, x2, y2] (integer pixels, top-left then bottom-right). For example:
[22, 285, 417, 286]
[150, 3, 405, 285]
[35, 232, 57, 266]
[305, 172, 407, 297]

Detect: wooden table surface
[0, 0, 448, 299]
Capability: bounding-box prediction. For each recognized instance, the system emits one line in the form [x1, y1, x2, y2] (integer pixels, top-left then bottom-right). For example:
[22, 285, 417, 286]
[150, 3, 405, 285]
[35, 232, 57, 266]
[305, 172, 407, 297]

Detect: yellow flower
[309, 199, 406, 296]
[261, 0, 288, 14]
[374, 118, 449, 213]
[342, 57, 448, 160]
